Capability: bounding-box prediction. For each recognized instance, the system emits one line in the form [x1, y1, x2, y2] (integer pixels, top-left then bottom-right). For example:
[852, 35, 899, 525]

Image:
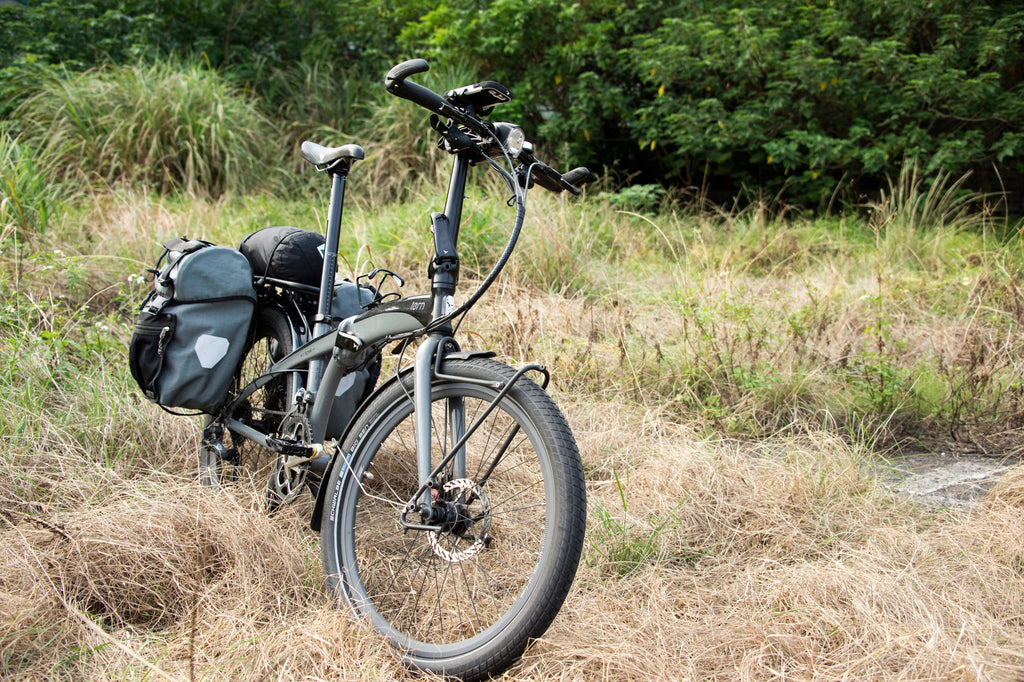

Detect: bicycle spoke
[325, 357, 585, 681]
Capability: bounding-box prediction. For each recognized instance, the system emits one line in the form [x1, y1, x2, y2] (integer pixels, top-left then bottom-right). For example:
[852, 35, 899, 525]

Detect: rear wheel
[319, 358, 587, 681]
[200, 306, 301, 507]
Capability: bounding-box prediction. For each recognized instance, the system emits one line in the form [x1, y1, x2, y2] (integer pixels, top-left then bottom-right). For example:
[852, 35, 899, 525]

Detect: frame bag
[129, 238, 256, 413]
[239, 226, 380, 437]
[326, 280, 379, 439]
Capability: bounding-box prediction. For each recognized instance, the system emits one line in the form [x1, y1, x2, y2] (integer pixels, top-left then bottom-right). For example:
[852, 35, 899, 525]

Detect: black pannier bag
[238, 225, 325, 286]
[129, 238, 256, 413]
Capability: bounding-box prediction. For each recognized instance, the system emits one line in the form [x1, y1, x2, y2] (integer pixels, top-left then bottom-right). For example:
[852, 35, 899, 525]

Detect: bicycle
[198, 58, 590, 680]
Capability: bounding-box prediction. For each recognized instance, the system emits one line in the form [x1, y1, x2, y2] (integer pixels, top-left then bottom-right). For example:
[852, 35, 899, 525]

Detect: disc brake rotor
[427, 478, 491, 563]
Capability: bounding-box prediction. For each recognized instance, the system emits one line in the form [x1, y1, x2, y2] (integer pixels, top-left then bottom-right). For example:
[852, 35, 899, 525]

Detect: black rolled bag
[238, 225, 326, 286]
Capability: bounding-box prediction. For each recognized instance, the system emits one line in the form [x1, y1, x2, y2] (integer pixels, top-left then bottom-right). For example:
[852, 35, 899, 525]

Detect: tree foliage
[402, 0, 1024, 204]
[0, 1, 403, 78]
[629, 1, 1024, 202]
[2, 0, 1022, 205]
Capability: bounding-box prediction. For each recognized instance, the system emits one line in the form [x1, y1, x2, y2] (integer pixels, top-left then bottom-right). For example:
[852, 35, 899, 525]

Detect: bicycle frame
[214, 59, 593, 681]
[215, 147, 482, 510]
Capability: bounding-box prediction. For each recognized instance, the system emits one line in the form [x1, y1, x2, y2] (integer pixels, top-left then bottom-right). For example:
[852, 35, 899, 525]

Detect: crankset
[266, 412, 314, 507]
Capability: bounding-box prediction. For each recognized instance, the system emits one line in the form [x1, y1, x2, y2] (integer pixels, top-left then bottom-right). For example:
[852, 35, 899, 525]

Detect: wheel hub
[426, 478, 491, 563]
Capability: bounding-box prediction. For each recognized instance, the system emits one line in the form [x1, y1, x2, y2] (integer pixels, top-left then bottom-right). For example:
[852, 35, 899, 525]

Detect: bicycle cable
[428, 132, 529, 335]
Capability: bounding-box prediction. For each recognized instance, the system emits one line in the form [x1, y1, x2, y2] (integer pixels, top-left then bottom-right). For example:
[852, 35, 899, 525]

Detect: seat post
[314, 165, 352, 338]
[307, 163, 351, 391]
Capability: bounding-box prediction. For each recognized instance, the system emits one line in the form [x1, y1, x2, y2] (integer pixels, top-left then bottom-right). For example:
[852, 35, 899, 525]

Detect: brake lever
[518, 157, 568, 193]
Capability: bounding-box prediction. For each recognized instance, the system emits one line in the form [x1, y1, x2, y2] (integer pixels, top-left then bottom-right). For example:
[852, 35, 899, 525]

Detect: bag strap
[146, 237, 213, 280]
[136, 288, 160, 313]
[158, 404, 206, 417]
[163, 236, 212, 255]
[162, 236, 189, 253]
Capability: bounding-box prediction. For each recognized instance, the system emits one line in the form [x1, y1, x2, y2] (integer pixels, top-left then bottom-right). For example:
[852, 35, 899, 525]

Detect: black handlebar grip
[562, 167, 593, 189]
[385, 58, 430, 84]
[391, 78, 450, 114]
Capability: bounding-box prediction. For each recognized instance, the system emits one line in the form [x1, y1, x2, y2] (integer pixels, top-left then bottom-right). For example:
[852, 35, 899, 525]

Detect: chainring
[266, 412, 312, 507]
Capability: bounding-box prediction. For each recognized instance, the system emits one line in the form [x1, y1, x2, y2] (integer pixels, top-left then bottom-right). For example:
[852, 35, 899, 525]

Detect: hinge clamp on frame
[335, 331, 364, 353]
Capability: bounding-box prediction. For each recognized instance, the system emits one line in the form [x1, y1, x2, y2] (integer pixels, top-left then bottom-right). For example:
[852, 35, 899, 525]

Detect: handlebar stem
[428, 151, 472, 321]
[442, 151, 470, 240]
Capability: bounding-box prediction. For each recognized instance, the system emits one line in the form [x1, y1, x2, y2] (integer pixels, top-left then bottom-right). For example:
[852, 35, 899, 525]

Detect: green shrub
[0, 0, 400, 81]
[13, 62, 276, 196]
[402, 0, 1024, 206]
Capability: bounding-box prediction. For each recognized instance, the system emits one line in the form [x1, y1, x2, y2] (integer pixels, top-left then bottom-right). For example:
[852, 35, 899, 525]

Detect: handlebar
[518, 148, 592, 196]
[384, 59, 491, 138]
[384, 58, 592, 195]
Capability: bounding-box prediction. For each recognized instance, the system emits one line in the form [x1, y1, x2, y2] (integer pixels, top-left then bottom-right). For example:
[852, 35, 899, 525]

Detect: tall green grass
[462, 180, 1024, 446]
[2, 57, 1022, 448]
[0, 131, 67, 238]
[12, 62, 276, 196]
[4, 59, 487, 204]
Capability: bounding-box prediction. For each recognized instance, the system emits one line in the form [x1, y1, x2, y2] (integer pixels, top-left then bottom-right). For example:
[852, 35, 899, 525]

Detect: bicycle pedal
[265, 437, 314, 458]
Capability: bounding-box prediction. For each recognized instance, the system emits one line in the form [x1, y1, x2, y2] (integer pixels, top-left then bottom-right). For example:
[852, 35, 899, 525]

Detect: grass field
[3, 180, 1024, 680]
[3, 62, 1024, 680]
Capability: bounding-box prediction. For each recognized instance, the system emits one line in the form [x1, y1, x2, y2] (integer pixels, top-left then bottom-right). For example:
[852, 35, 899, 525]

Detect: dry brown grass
[530, 410, 1024, 680]
[5, 188, 1024, 680]
[5, 401, 1024, 680]
[0, 472, 404, 680]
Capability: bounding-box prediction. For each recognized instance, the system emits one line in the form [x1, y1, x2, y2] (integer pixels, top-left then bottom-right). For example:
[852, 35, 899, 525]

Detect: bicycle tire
[319, 357, 586, 681]
[200, 306, 298, 505]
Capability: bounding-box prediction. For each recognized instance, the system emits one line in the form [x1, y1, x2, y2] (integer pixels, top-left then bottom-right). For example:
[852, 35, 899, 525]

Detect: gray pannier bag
[129, 238, 256, 413]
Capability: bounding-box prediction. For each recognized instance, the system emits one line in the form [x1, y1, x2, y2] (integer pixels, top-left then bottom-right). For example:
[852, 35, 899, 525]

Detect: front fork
[413, 335, 466, 509]
[415, 202, 465, 509]
[400, 338, 551, 533]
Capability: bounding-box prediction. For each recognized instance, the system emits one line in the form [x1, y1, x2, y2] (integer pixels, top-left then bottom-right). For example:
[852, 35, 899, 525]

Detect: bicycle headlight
[494, 122, 525, 158]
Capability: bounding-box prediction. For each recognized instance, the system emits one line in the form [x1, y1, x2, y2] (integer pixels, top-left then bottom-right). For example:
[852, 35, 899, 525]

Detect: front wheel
[319, 358, 586, 681]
